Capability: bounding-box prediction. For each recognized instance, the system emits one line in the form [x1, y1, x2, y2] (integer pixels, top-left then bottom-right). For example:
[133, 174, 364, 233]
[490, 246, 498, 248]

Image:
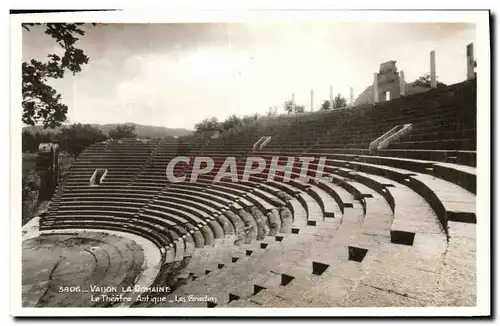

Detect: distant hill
[22, 123, 193, 139]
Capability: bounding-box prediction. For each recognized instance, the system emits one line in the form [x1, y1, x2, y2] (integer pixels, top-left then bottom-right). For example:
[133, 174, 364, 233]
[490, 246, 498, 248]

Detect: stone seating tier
[39, 80, 476, 308]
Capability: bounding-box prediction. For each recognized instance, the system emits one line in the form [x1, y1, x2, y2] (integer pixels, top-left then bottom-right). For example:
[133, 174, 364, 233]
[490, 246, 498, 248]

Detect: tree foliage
[320, 100, 331, 111]
[195, 117, 220, 133]
[333, 93, 347, 109]
[412, 73, 447, 88]
[109, 124, 137, 139]
[22, 130, 56, 152]
[22, 124, 107, 156]
[58, 123, 108, 157]
[283, 100, 294, 114]
[267, 106, 278, 117]
[22, 23, 94, 128]
[221, 115, 243, 131]
[283, 100, 305, 114]
[241, 113, 260, 125]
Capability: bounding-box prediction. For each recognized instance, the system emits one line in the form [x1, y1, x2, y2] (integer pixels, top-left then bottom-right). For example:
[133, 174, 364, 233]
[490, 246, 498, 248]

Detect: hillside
[23, 123, 193, 139]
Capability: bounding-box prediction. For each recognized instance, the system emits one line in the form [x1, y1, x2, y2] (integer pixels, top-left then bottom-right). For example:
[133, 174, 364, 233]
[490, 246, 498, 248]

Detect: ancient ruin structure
[467, 43, 477, 80]
[354, 60, 429, 106]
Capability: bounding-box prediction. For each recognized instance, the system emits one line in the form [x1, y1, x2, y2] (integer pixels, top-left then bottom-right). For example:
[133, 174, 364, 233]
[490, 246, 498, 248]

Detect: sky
[22, 22, 475, 130]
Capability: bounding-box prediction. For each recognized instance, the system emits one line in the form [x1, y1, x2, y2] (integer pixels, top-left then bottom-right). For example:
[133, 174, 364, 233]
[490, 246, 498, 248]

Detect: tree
[22, 130, 37, 152]
[22, 23, 95, 128]
[333, 93, 347, 109]
[412, 73, 447, 88]
[295, 105, 305, 113]
[221, 115, 242, 131]
[266, 106, 278, 118]
[22, 130, 57, 152]
[320, 100, 331, 111]
[109, 124, 137, 139]
[283, 100, 305, 114]
[241, 113, 260, 126]
[57, 123, 107, 157]
[283, 100, 293, 114]
[194, 117, 220, 133]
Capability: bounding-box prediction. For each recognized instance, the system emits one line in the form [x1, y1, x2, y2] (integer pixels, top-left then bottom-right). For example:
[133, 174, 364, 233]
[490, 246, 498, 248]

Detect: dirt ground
[22, 232, 145, 307]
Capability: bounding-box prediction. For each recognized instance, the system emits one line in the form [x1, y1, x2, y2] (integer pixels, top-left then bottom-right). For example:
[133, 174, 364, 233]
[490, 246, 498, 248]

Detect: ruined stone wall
[376, 61, 401, 101]
[354, 60, 430, 106]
